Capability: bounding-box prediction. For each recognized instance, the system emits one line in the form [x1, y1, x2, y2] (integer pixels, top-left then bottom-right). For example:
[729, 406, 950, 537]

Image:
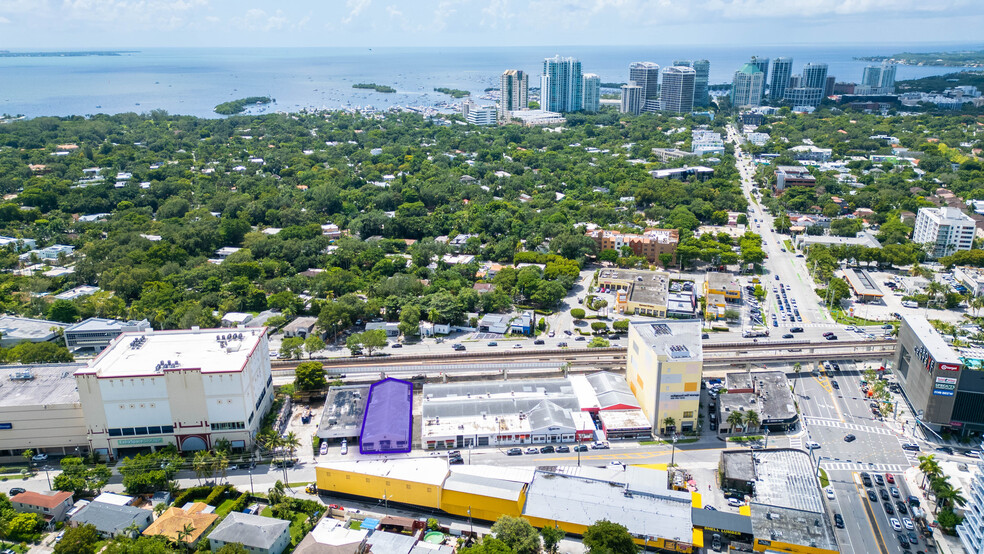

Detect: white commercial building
[958, 454, 984, 554]
[75, 327, 274, 459]
[582, 73, 600, 113]
[956, 266, 984, 297]
[913, 206, 975, 259]
[464, 103, 497, 126]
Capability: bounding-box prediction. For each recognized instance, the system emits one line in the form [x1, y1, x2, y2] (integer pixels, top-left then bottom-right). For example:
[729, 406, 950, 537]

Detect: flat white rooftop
[78, 327, 266, 379]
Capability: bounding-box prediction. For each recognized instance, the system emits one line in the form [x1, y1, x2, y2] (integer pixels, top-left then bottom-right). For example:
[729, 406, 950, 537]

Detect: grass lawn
[260, 506, 273, 517]
[830, 307, 884, 326]
[818, 468, 830, 488]
[214, 498, 237, 517]
[288, 512, 309, 544]
[783, 239, 794, 252]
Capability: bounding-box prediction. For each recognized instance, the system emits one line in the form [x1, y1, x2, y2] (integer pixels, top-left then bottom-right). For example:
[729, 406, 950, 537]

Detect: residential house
[11, 491, 74, 524]
[208, 512, 291, 554]
[283, 317, 319, 339]
[294, 518, 368, 554]
[142, 502, 219, 547]
[70, 502, 153, 538]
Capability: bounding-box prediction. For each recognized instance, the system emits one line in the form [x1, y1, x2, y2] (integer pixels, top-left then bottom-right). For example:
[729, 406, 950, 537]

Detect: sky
[0, 0, 982, 49]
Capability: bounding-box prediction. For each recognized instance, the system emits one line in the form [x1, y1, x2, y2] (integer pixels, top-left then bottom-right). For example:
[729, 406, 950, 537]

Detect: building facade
[464, 103, 497, 126]
[582, 73, 600, 113]
[628, 61, 660, 102]
[541, 56, 582, 113]
[769, 57, 793, 101]
[913, 206, 975, 259]
[586, 228, 678, 263]
[64, 318, 151, 353]
[892, 314, 984, 437]
[499, 69, 529, 122]
[748, 56, 770, 86]
[620, 84, 642, 115]
[626, 320, 703, 434]
[732, 63, 765, 108]
[76, 327, 274, 459]
[660, 66, 696, 113]
[0, 363, 88, 461]
[958, 456, 984, 554]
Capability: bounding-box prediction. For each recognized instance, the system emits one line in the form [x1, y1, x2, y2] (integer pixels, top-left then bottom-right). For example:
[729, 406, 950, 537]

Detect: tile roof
[11, 491, 72, 509]
[142, 502, 218, 543]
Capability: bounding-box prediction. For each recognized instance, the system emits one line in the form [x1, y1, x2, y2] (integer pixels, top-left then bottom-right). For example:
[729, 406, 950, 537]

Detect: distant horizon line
[1, 41, 982, 51]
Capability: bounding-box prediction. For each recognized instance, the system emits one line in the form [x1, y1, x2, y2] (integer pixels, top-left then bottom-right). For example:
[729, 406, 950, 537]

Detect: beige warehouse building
[0, 363, 89, 462]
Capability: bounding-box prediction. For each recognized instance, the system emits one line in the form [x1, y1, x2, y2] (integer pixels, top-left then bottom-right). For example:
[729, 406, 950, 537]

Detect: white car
[319, 442, 328, 456]
[806, 441, 821, 450]
[902, 517, 914, 530]
[825, 487, 835, 499]
[890, 517, 902, 531]
[513, 343, 523, 349]
[727, 498, 744, 507]
[340, 439, 348, 455]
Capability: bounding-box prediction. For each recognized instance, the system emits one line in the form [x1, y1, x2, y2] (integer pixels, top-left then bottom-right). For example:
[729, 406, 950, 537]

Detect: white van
[902, 300, 918, 308]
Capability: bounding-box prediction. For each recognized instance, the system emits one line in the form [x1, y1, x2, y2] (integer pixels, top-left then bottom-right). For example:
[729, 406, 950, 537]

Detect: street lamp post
[42, 466, 51, 490]
[764, 428, 770, 448]
[670, 435, 678, 467]
[248, 455, 255, 494]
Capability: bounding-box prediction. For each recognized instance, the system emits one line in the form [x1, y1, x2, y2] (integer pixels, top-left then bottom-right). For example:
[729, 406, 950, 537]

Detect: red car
[886, 474, 895, 484]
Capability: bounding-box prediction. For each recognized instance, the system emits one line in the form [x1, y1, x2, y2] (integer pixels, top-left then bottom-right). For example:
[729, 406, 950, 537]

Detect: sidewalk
[902, 466, 961, 554]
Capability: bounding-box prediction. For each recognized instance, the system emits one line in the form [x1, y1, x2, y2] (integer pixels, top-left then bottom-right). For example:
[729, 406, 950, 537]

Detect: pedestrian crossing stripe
[804, 417, 895, 436]
[820, 461, 911, 473]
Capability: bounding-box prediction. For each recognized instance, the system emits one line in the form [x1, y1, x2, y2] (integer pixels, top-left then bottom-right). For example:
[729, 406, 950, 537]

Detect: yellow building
[626, 320, 703, 434]
[704, 272, 742, 303]
[440, 466, 531, 521]
[315, 459, 447, 510]
[598, 269, 670, 317]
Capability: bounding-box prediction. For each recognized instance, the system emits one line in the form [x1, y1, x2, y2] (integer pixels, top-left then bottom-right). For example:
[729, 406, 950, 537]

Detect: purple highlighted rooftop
[359, 377, 413, 454]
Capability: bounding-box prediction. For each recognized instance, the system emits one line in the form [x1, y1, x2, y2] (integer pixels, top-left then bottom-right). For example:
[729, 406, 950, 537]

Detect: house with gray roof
[208, 512, 291, 554]
[70, 501, 153, 538]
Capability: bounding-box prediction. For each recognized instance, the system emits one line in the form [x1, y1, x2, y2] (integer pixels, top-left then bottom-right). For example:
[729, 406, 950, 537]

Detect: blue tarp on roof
[360, 377, 413, 454]
[360, 518, 380, 530]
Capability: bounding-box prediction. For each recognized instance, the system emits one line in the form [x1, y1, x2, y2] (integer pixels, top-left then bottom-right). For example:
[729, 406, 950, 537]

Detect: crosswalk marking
[820, 461, 911, 473]
[804, 416, 895, 436]
[788, 436, 803, 450]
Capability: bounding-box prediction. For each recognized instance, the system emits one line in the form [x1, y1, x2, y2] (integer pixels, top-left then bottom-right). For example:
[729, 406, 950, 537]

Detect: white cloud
[480, 0, 513, 29]
[431, 0, 461, 31]
[342, 0, 371, 24]
[385, 4, 402, 18]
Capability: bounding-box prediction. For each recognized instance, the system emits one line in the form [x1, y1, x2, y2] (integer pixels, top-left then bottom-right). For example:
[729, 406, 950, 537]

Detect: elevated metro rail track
[271, 339, 896, 376]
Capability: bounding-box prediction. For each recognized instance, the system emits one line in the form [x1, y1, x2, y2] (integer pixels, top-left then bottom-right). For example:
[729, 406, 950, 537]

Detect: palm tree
[918, 454, 942, 489]
[744, 410, 761, 433]
[662, 416, 676, 435]
[192, 451, 213, 485]
[176, 523, 196, 545]
[792, 363, 802, 394]
[212, 452, 229, 483]
[727, 411, 745, 434]
[972, 295, 984, 317]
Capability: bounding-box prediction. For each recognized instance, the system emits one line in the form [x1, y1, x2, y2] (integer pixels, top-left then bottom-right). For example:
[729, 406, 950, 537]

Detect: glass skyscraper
[541, 56, 583, 113]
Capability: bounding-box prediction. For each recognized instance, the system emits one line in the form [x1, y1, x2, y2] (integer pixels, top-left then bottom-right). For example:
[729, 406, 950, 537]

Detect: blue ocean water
[0, 44, 979, 118]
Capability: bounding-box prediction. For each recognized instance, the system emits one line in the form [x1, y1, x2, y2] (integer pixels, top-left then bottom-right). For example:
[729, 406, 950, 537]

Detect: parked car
[555, 445, 570, 453]
[727, 498, 744, 507]
[833, 513, 844, 528]
[574, 445, 588, 452]
[8, 488, 25, 496]
[540, 445, 555, 454]
[506, 448, 522, 456]
[31, 453, 48, 462]
[825, 487, 835, 499]
[525, 448, 538, 454]
[591, 441, 610, 450]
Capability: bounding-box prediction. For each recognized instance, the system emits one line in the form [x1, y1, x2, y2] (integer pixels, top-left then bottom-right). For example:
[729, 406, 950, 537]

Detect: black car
[822, 331, 834, 337]
[533, 339, 545, 345]
[574, 336, 586, 341]
[884, 501, 895, 515]
[825, 334, 838, 340]
[867, 489, 878, 501]
[506, 448, 523, 456]
[861, 472, 873, 487]
[704, 505, 717, 511]
[897, 533, 909, 548]
[555, 445, 570, 453]
[936, 446, 954, 455]
[574, 445, 588, 452]
[449, 455, 464, 465]
[902, 443, 921, 452]
[782, 334, 794, 339]
[791, 327, 804, 333]
[8, 487, 25, 496]
[831, 362, 840, 371]
[844, 434, 855, 442]
[540, 445, 555, 454]
[832, 381, 840, 389]
[880, 488, 890, 501]
[896, 500, 908, 514]
[833, 514, 844, 528]
[907, 531, 918, 545]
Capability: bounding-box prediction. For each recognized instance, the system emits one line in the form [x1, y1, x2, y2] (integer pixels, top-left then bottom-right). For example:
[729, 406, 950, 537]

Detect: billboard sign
[936, 377, 958, 384]
[932, 389, 955, 397]
[939, 363, 961, 372]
